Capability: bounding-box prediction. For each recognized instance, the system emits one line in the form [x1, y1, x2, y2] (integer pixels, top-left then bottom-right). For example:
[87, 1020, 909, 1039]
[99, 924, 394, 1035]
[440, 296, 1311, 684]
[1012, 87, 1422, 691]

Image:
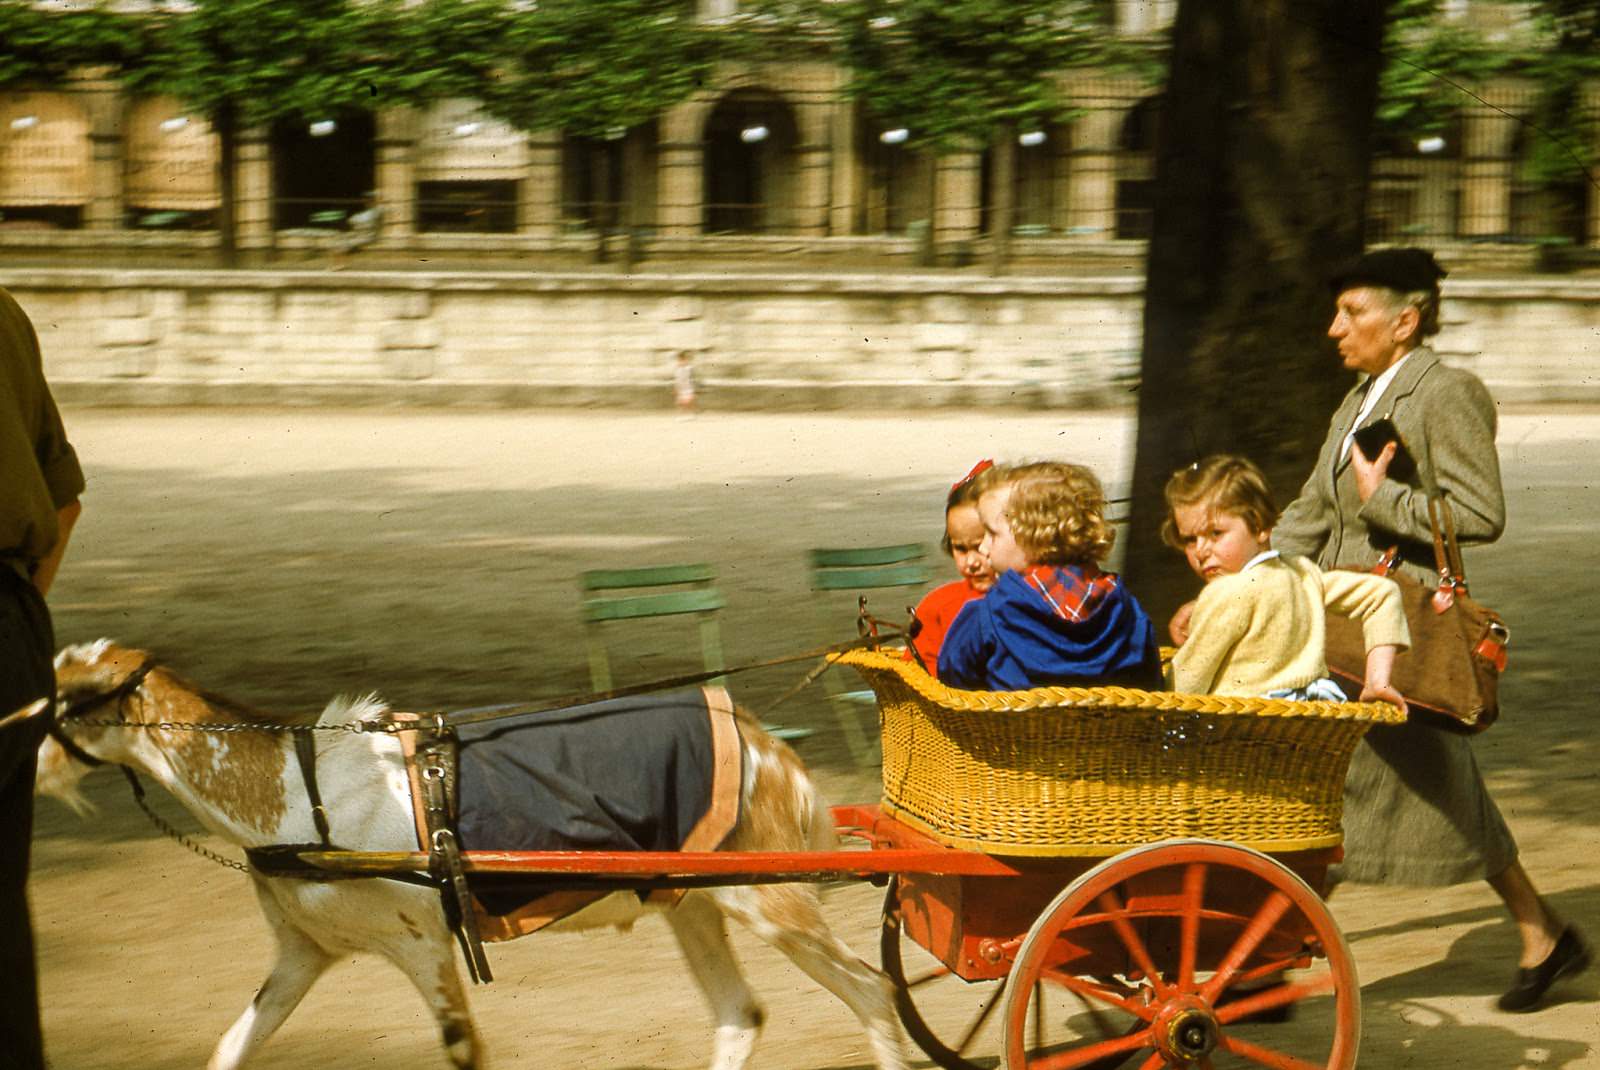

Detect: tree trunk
[1123, 0, 1391, 625]
[215, 101, 238, 269]
[989, 129, 1016, 276]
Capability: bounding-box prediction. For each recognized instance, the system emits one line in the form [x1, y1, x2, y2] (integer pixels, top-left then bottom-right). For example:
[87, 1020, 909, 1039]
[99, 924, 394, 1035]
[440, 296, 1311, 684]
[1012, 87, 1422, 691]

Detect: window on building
[271, 111, 376, 230]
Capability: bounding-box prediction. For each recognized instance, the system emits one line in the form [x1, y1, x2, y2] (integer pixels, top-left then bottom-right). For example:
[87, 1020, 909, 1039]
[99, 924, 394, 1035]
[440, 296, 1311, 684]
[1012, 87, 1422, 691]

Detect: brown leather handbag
[1325, 495, 1508, 732]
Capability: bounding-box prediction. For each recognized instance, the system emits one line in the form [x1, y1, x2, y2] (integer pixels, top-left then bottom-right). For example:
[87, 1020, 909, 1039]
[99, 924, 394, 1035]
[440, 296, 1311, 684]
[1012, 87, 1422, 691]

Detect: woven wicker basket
[838, 648, 1407, 857]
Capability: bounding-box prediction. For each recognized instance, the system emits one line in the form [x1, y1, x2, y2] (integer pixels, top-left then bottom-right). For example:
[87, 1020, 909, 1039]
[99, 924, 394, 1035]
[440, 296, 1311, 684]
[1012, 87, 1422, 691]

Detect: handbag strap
[1404, 402, 1470, 595]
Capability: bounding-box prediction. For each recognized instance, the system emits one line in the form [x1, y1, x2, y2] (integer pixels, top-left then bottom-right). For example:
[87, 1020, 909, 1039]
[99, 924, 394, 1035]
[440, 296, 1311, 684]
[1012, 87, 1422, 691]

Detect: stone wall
[4, 269, 1596, 408]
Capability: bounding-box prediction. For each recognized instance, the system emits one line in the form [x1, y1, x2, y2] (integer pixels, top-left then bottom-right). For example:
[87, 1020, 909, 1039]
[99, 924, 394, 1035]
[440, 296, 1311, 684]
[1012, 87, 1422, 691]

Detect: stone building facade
[0, 0, 1594, 264]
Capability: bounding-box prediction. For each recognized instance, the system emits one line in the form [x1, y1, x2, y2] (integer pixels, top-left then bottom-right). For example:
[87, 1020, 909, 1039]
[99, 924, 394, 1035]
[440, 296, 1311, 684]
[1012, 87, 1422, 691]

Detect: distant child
[1164, 455, 1408, 704]
[674, 350, 697, 416]
[908, 460, 998, 670]
[938, 461, 1162, 691]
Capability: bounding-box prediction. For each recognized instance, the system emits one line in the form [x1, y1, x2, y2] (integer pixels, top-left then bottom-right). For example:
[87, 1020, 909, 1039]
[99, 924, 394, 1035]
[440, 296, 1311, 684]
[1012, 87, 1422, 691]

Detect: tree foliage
[753, 0, 1126, 154]
[385, 0, 719, 140]
[0, 0, 135, 90]
[118, 0, 401, 127]
[1378, 0, 1600, 186]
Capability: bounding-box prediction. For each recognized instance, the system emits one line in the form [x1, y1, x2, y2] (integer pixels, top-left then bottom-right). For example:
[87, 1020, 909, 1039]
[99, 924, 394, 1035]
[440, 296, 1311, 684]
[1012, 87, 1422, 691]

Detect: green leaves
[0, 0, 136, 89]
[120, 0, 400, 127]
[748, 0, 1140, 154]
[473, 0, 719, 138]
[1377, 0, 1599, 184]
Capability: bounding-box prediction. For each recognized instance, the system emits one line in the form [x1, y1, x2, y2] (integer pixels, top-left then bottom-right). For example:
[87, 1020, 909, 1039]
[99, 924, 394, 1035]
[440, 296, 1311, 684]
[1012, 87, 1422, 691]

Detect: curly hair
[996, 462, 1115, 566]
[1160, 455, 1279, 548]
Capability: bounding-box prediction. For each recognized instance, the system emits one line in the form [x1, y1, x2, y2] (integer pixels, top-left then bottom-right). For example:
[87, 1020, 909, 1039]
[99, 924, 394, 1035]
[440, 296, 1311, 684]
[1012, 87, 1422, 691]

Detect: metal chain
[68, 718, 378, 734]
[128, 781, 252, 874]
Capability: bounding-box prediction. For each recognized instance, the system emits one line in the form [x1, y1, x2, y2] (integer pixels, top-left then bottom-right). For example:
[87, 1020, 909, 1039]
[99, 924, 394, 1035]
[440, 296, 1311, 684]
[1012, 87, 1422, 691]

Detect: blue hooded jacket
[936, 565, 1161, 692]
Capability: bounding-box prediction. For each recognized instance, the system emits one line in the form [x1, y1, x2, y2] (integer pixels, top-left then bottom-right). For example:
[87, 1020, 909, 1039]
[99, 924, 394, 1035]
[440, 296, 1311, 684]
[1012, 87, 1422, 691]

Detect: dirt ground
[27, 407, 1600, 1069]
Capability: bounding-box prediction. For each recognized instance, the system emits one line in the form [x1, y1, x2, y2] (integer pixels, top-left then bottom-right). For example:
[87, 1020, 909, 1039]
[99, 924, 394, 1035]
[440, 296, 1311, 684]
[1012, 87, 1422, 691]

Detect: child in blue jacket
[938, 461, 1161, 692]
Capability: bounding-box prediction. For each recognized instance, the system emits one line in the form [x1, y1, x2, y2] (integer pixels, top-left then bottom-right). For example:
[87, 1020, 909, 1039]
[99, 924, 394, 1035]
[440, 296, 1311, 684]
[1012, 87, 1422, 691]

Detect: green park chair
[579, 564, 726, 693]
[578, 564, 810, 742]
[807, 544, 931, 766]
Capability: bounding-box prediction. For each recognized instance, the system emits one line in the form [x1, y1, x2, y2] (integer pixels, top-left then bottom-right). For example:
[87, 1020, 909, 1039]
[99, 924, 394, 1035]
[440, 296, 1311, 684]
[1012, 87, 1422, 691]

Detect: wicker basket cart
[833, 648, 1407, 1070]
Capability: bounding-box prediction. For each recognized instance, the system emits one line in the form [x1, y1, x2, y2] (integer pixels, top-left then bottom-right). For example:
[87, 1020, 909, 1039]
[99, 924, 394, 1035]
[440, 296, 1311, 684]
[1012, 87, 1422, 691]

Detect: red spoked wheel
[1001, 840, 1359, 1070]
[881, 877, 1008, 1069]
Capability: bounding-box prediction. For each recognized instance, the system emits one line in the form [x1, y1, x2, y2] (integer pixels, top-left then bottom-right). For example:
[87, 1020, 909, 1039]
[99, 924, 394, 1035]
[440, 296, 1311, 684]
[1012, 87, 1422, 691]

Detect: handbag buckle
[1432, 579, 1456, 613]
[1475, 626, 1509, 673]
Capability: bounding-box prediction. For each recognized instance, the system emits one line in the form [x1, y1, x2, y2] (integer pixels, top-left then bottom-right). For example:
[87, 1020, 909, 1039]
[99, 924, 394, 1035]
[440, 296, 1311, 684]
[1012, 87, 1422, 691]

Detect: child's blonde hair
[992, 461, 1115, 566]
[1161, 455, 1279, 548]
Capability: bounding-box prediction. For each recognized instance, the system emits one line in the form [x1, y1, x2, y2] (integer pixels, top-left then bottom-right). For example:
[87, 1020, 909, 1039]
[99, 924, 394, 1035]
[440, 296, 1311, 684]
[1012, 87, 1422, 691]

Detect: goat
[32, 640, 906, 1070]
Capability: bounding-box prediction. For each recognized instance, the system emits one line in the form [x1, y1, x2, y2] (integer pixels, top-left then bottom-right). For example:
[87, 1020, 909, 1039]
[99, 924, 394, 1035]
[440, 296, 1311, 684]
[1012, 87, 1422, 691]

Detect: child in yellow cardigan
[1163, 455, 1409, 706]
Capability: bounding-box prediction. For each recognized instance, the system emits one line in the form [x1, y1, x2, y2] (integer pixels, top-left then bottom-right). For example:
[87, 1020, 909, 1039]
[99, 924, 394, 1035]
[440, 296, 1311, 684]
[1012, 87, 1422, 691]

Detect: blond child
[938, 462, 1161, 691]
[1164, 455, 1408, 705]
[908, 460, 999, 670]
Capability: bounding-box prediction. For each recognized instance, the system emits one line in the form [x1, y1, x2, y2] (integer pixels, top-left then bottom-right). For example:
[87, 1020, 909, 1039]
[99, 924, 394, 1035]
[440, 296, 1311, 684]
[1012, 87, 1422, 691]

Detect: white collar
[1342, 352, 1413, 461]
[1241, 549, 1280, 572]
[1360, 351, 1412, 416]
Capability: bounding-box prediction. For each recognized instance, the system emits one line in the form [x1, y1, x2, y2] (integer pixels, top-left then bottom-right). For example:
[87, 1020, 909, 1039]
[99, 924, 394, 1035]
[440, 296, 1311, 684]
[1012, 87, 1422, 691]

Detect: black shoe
[1497, 926, 1592, 1013]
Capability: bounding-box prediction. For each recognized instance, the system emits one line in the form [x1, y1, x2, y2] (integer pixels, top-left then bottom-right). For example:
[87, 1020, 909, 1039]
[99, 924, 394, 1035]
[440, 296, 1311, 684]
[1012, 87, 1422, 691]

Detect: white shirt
[1340, 352, 1411, 463]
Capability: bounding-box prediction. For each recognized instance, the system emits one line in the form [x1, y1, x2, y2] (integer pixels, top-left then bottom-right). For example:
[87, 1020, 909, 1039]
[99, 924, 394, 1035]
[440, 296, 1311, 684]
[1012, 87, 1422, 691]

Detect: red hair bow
[953, 459, 994, 489]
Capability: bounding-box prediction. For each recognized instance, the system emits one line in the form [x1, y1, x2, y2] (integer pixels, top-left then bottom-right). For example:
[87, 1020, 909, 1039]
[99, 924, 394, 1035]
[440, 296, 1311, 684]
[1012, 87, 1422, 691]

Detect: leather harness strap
[292, 730, 334, 849]
[413, 716, 493, 984]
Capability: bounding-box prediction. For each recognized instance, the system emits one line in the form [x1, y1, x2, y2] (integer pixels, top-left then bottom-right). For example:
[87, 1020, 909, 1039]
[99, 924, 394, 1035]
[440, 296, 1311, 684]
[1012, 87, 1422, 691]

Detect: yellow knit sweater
[1170, 554, 1410, 697]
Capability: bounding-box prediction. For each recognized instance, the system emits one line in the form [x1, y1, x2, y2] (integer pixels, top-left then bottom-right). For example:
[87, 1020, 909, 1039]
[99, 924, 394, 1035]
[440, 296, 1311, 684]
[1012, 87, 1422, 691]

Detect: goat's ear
[0, 698, 49, 732]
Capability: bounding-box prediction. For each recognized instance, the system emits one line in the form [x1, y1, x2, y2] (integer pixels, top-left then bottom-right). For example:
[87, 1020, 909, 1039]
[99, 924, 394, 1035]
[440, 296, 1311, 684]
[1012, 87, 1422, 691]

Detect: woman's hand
[1168, 600, 1196, 646]
[1351, 439, 1396, 503]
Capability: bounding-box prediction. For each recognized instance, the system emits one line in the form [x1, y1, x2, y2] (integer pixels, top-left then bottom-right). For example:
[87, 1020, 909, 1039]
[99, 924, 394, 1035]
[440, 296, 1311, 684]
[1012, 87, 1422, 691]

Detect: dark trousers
[0, 567, 54, 1070]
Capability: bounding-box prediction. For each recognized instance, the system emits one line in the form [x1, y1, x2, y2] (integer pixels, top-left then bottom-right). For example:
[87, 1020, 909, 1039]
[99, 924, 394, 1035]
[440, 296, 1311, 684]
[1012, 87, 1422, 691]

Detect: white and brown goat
[31, 640, 906, 1070]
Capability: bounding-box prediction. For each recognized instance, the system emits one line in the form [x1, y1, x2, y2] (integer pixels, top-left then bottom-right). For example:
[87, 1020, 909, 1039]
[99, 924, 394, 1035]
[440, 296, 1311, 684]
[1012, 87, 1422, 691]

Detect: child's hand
[1360, 643, 1406, 711]
[1359, 680, 1407, 712]
[1168, 600, 1196, 646]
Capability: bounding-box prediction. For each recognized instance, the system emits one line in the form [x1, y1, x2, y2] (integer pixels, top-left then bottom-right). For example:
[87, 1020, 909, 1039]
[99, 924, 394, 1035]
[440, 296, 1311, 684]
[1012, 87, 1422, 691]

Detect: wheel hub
[1151, 995, 1219, 1062]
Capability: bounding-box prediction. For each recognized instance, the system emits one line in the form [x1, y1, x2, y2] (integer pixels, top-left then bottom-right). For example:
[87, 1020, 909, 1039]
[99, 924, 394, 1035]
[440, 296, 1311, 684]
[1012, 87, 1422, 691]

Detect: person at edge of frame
[1, 284, 86, 1070]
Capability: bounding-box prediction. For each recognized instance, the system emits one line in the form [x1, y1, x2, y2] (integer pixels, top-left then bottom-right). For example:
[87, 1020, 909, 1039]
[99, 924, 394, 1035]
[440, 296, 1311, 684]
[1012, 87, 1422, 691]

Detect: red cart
[310, 647, 1402, 1070]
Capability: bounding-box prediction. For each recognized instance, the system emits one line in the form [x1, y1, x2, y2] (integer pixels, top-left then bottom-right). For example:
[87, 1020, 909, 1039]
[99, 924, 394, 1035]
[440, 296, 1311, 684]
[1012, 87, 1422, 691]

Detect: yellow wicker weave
[837, 648, 1408, 857]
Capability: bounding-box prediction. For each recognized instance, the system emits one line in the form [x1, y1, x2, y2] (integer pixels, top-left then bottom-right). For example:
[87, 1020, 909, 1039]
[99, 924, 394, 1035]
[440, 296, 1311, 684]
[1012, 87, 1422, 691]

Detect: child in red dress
[908, 461, 997, 670]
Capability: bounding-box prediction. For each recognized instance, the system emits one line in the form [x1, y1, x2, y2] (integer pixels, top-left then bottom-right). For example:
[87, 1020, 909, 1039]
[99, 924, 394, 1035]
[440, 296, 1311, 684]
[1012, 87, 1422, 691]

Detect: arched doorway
[1508, 122, 1588, 245]
[1115, 95, 1161, 240]
[561, 121, 660, 234]
[1368, 115, 1463, 244]
[0, 92, 91, 229]
[860, 112, 931, 235]
[980, 123, 1070, 236]
[702, 89, 800, 234]
[271, 111, 376, 230]
[123, 96, 220, 230]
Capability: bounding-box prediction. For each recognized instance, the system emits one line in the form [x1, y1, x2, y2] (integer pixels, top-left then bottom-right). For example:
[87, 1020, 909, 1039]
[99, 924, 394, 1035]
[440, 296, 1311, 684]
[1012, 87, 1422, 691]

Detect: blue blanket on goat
[419, 686, 743, 939]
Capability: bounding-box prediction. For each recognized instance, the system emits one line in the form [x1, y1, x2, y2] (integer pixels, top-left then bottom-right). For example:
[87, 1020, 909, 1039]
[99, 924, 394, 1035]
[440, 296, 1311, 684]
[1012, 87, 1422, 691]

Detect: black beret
[1329, 247, 1447, 295]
